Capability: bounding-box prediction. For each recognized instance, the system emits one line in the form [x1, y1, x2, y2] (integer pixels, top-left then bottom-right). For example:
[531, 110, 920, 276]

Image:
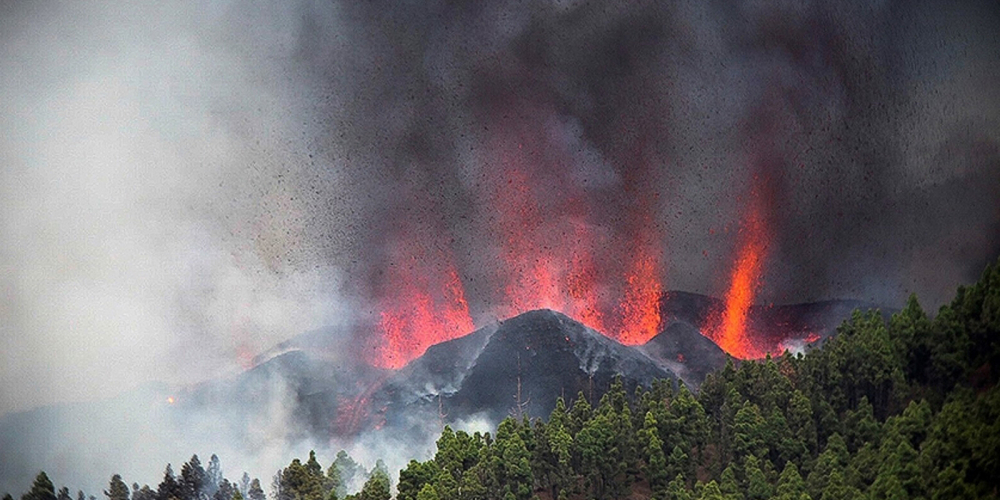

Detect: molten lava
[373, 245, 475, 369]
[486, 165, 615, 333]
[370, 103, 668, 367]
[707, 175, 770, 359]
[481, 121, 664, 346]
[616, 250, 663, 344]
[711, 228, 766, 357]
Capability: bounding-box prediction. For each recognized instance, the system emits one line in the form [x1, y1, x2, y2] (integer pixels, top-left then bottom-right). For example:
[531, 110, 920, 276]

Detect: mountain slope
[376, 309, 676, 429]
[641, 321, 729, 385]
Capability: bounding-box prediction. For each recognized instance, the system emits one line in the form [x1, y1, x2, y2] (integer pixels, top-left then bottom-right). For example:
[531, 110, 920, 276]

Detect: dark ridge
[642, 321, 729, 386]
[378, 309, 675, 431]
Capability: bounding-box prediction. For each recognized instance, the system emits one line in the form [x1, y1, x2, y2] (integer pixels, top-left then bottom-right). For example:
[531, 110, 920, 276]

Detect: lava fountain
[369, 102, 668, 368]
[371, 229, 475, 369]
[708, 196, 768, 359]
[480, 109, 664, 346]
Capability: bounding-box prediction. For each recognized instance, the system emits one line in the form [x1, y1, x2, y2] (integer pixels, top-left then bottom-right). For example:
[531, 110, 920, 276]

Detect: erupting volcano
[368, 106, 668, 368]
[365, 97, 823, 367]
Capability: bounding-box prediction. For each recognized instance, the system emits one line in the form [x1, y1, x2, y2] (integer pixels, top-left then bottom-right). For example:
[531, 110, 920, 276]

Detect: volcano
[226, 292, 887, 436]
[0, 292, 888, 489]
[373, 309, 676, 430]
[172, 293, 889, 438]
[656, 291, 887, 362]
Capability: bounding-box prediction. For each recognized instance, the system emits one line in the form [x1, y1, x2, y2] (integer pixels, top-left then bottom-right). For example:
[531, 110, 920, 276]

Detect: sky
[1, 0, 999, 422]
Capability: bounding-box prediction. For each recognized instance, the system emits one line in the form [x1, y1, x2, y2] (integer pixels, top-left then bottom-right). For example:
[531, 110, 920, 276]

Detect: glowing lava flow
[708, 183, 769, 359]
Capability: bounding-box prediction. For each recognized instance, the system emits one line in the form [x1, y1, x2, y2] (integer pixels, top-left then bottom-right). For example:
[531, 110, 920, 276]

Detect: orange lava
[374, 247, 475, 369]
[616, 250, 662, 344]
[708, 179, 769, 359]
[475, 118, 665, 347]
[370, 105, 667, 368]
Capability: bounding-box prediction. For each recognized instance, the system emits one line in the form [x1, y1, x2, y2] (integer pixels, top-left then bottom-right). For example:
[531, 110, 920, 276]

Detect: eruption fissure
[371, 124, 669, 367]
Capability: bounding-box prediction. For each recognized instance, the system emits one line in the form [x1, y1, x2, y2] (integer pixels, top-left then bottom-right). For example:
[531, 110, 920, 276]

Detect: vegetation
[7, 258, 1000, 499]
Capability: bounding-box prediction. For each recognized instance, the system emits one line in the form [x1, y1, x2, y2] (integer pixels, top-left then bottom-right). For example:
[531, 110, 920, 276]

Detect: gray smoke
[1, 0, 998, 495]
[295, 0, 1000, 317]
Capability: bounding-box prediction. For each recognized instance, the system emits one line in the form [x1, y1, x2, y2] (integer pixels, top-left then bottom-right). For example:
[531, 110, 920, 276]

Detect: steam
[1, 0, 999, 496]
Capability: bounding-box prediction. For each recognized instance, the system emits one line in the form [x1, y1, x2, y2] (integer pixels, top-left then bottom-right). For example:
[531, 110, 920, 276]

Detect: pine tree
[356, 469, 389, 500]
[774, 463, 806, 500]
[696, 481, 725, 500]
[568, 392, 592, 436]
[23, 472, 57, 500]
[666, 446, 688, 482]
[718, 465, 742, 500]
[616, 402, 639, 481]
[246, 480, 264, 500]
[131, 487, 153, 500]
[929, 465, 975, 500]
[890, 294, 934, 384]
[546, 419, 573, 500]
[280, 458, 324, 500]
[105, 475, 129, 500]
[158, 466, 182, 500]
[205, 456, 222, 500]
[331, 452, 361, 499]
[819, 470, 861, 500]
[460, 461, 488, 500]
[132, 484, 156, 500]
[397, 461, 438, 500]
[431, 471, 457, 500]
[733, 402, 767, 461]
[576, 413, 617, 500]
[786, 390, 816, 455]
[415, 485, 438, 500]
[666, 474, 691, 500]
[211, 481, 234, 500]
[743, 456, 771, 500]
[324, 463, 340, 500]
[495, 419, 533, 500]
[239, 475, 251, 499]
[180, 456, 207, 500]
[549, 397, 569, 430]
[807, 434, 848, 499]
[642, 412, 669, 496]
[843, 396, 881, 453]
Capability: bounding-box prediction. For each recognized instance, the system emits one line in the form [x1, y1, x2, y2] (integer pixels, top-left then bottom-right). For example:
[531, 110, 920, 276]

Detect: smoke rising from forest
[1, 0, 999, 495]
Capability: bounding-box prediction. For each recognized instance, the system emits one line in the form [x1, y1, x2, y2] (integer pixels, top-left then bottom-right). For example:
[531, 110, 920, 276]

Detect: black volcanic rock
[382, 322, 497, 405]
[377, 309, 676, 429]
[641, 321, 729, 386]
[0, 293, 892, 493]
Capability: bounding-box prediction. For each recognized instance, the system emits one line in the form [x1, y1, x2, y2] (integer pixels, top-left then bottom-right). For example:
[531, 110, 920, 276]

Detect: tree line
[7, 454, 268, 500]
[7, 257, 1000, 499]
